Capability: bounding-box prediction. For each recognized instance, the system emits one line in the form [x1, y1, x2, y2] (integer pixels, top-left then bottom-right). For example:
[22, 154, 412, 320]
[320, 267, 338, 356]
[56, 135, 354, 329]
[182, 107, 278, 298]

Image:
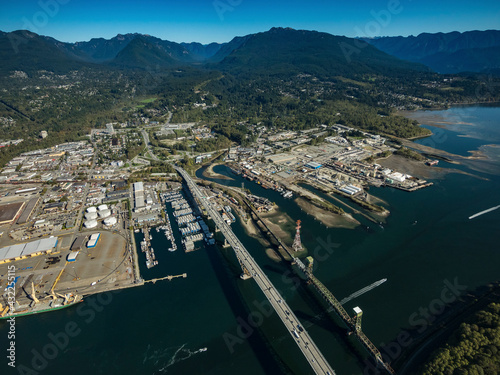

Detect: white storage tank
[99, 209, 111, 218]
[86, 207, 97, 213]
[85, 212, 98, 220]
[84, 220, 98, 229]
[103, 216, 117, 226]
[98, 204, 108, 211]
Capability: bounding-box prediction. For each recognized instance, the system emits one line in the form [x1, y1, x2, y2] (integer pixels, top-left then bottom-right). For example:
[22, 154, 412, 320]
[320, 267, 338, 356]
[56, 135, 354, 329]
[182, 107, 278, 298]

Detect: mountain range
[0, 28, 498, 77]
[363, 30, 500, 74]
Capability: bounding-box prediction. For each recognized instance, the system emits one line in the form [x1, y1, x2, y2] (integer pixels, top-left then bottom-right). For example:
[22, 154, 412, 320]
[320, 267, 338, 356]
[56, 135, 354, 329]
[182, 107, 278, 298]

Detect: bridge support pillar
[240, 266, 252, 280]
[353, 306, 363, 331]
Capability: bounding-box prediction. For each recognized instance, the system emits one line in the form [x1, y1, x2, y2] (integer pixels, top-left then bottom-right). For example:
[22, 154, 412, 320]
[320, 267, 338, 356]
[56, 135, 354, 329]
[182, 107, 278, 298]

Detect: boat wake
[273, 279, 388, 343]
[468, 205, 500, 220]
[340, 278, 387, 305]
[144, 343, 207, 374]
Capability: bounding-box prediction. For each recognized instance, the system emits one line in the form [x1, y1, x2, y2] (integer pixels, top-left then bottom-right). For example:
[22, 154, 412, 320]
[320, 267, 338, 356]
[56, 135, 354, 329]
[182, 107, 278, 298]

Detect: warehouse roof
[0, 237, 58, 262]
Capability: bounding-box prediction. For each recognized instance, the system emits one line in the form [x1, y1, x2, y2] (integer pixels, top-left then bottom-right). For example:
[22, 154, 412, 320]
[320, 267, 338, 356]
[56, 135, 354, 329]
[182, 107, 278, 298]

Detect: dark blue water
[1, 105, 500, 375]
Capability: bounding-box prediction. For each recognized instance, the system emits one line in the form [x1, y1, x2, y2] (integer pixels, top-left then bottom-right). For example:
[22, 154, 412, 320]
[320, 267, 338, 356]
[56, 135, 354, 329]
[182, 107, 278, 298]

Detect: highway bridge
[175, 166, 336, 375]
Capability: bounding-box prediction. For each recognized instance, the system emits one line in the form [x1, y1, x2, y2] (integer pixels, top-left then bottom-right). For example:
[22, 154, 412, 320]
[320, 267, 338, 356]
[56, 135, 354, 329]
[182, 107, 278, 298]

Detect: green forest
[0, 54, 499, 168]
[422, 303, 500, 375]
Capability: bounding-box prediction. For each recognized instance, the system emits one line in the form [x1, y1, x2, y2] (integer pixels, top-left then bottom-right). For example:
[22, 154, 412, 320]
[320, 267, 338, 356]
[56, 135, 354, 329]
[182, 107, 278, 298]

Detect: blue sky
[1, 0, 499, 44]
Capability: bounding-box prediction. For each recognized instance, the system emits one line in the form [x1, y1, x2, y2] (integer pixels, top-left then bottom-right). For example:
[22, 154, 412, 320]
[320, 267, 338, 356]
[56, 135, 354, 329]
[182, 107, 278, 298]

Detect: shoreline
[396, 282, 500, 374]
[295, 196, 360, 229]
[202, 163, 234, 180]
[259, 208, 295, 245]
[397, 101, 500, 116]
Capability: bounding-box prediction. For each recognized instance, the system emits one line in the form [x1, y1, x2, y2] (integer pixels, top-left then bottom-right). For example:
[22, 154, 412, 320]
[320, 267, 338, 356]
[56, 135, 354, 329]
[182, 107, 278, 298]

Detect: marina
[141, 233, 158, 269]
[163, 192, 215, 253]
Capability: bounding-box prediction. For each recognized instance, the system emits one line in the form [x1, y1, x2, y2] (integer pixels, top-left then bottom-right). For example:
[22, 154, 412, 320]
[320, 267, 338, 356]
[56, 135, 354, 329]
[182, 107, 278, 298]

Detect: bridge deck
[176, 166, 336, 375]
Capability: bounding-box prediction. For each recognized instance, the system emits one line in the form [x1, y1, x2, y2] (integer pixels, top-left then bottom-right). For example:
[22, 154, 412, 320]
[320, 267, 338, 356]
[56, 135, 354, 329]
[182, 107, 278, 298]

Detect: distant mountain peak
[364, 29, 500, 74]
[1, 28, 497, 77]
[269, 26, 296, 32]
[215, 27, 428, 77]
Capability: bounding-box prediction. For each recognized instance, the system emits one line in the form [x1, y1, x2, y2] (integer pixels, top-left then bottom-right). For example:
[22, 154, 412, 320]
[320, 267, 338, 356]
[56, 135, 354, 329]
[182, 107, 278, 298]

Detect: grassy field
[139, 97, 158, 104]
[134, 97, 158, 110]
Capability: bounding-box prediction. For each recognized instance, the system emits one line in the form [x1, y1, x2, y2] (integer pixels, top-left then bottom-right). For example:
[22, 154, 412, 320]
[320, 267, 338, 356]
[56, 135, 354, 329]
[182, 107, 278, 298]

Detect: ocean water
[1, 105, 499, 375]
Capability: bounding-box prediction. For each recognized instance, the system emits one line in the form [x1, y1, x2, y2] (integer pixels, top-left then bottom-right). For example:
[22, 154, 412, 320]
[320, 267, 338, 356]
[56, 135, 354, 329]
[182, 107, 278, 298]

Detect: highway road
[176, 166, 336, 375]
[141, 129, 159, 161]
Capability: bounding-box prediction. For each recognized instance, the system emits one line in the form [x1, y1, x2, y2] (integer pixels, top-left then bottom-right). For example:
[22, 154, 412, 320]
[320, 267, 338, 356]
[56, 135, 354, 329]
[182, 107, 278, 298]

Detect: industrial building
[340, 185, 362, 196]
[195, 153, 212, 164]
[0, 237, 58, 264]
[16, 197, 40, 224]
[33, 219, 50, 229]
[71, 236, 87, 251]
[133, 182, 145, 211]
[87, 233, 101, 248]
[387, 172, 406, 183]
[67, 251, 79, 262]
[43, 201, 66, 213]
[103, 190, 129, 203]
[0, 201, 26, 225]
[15, 187, 37, 194]
[305, 161, 323, 170]
[136, 213, 156, 224]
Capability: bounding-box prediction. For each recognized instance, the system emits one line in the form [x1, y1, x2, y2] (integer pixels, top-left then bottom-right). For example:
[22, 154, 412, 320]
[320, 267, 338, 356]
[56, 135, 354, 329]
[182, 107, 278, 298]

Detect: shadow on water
[204, 245, 291, 375]
[299, 272, 371, 363]
[262, 264, 290, 277]
[180, 185, 289, 375]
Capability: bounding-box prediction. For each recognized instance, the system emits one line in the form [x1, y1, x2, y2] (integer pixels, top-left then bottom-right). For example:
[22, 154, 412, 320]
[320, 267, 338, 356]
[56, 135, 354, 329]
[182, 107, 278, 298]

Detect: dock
[145, 273, 187, 284]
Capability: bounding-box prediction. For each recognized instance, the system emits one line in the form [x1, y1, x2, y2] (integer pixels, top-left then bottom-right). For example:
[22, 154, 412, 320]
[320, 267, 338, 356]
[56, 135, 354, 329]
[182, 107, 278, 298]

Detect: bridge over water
[176, 166, 336, 375]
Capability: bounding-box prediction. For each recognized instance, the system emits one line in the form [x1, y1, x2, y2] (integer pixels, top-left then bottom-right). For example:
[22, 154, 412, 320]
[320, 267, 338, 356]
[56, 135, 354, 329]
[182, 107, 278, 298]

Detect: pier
[140, 226, 158, 269]
[145, 273, 187, 284]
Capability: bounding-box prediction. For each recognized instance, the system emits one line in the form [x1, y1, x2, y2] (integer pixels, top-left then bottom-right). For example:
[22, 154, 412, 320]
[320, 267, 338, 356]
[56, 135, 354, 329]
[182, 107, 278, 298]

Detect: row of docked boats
[141, 238, 158, 269]
[156, 208, 177, 252]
